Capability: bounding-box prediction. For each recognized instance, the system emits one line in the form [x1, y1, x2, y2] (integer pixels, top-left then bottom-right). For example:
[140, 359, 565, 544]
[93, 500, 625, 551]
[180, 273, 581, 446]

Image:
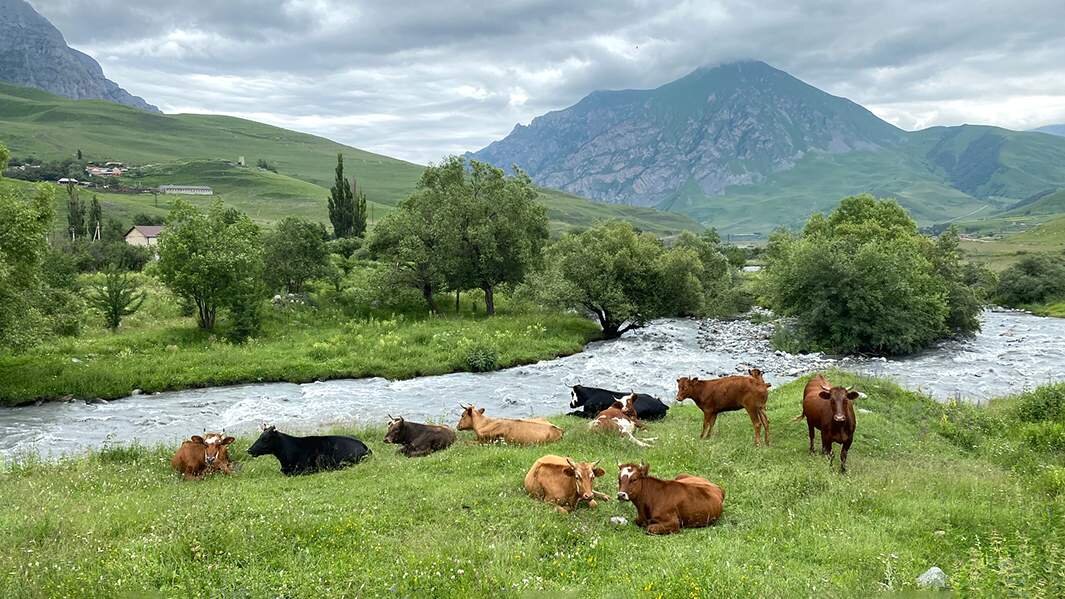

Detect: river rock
[130, 389, 142, 396]
[916, 566, 948, 589]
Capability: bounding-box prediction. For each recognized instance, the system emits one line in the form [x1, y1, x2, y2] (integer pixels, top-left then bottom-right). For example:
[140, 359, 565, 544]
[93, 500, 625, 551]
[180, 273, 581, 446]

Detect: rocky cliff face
[471, 61, 904, 206]
[0, 0, 159, 112]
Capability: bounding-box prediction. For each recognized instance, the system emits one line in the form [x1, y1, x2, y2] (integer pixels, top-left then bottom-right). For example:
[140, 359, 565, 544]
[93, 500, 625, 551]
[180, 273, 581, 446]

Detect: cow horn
[566, 458, 576, 468]
[846, 386, 855, 392]
[591, 459, 601, 469]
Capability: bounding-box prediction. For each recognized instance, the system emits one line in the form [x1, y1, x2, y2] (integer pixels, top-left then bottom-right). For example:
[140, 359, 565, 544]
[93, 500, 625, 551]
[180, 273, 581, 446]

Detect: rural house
[124, 225, 164, 246]
[158, 184, 213, 195]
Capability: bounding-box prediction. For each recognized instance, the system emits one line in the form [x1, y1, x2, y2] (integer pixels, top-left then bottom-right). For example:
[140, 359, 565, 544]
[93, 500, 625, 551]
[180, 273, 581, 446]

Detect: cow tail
[792, 412, 806, 422]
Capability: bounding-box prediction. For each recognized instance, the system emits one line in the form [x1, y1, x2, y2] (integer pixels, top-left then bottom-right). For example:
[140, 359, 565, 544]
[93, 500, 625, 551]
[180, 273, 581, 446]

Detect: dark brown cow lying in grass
[383, 415, 456, 457]
[675, 370, 771, 445]
[796, 374, 859, 473]
[524, 454, 609, 513]
[616, 461, 725, 535]
[457, 404, 563, 445]
[171, 432, 235, 480]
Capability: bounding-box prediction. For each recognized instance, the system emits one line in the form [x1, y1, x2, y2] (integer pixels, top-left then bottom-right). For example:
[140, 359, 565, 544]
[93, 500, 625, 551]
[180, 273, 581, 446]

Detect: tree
[327, 153, 355, 238]
[76, 149, 83, 161]
[523, 221, 705, 338]
[263, 217, 329, 293]
[352, 177, 368, 238]
[132, 213, 164, 226]
[89, 195, 102, 241]
[762, 195, 982, 355]
[0, 181, 56, 350]
[0, 144, 9, 171]
[370, 192, 449, 312]
[157, 200, 264, 330]
[256, 158, 277, 172]
[87, 269, 146, 330]
[434, 158, 549, 315]
[996, 254, 1065, 306]
[66, 182, 86, 240]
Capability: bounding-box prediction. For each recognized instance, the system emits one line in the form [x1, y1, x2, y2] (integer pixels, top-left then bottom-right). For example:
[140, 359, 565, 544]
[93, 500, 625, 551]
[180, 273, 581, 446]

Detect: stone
[130, 388, 142, 396]
[609, 516, 628, 526]
[916, 566, 948, 589]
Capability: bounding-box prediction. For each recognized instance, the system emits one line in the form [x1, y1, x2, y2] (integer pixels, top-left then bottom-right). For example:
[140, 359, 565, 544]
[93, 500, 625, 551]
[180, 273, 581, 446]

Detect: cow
[675, 373, 770, 445]
[457, 404, 563, 445]
[616, 461, 725, 535]
[170, 432, 235, 480]
[247, 425, 371, 475]
[588, 398, 656, 447]
[796, 374, 859, 473]
[567, 385, 669, 420]
[524, 454, 610, 513]
[383, 415, 456, 457]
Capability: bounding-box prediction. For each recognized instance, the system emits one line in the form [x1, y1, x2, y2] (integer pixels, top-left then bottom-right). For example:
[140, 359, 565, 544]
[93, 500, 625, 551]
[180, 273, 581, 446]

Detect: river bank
[1, 374, 1060, 597]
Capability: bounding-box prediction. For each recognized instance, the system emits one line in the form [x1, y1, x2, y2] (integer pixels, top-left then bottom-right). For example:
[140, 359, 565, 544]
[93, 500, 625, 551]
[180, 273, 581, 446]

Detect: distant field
[960, 215, 1065, 270]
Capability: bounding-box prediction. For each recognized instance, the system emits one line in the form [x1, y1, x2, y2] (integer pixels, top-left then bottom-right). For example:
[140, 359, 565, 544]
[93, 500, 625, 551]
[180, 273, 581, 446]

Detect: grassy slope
[0, 374, 1060, 597]
[0, 83, 701, 236]
[960, 215, 1065, 270]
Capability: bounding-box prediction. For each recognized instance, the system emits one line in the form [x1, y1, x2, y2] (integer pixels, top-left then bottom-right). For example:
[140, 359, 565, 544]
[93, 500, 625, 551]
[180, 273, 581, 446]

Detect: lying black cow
[567, 385, 669, 421]
[383, 415, 456, 457]
[247, 426, 371, 475]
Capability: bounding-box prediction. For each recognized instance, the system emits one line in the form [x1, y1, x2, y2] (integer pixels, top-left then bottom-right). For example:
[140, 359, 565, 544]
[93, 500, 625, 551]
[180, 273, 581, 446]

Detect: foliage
[132, 213, 165, 226]
[256, 158, 277, 172]
[156, 200, 263, 330]
[0, 143, 7, 171]
[327, 153, 356, 238]
[88, 195, 102, 240]
[1013, 382, 1065, 424]
[522, 221, 707, 338]
[65, 181, 86, 240]
[995, 253, 1065, 306]
[461, 341, 500, 372]
[762, 195, 983, 355]
[370, 191, 450, 312]
[87, 269, 147, 330]
[263, 217, 329, 293]
[0, 182, 56, 351]
[326, 236, 363, 259]
[352, 176, 368, 238]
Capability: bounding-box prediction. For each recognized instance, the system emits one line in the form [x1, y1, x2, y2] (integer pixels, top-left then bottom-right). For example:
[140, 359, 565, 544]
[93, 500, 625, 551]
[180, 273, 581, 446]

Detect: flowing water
[1, 310, 1062, 460]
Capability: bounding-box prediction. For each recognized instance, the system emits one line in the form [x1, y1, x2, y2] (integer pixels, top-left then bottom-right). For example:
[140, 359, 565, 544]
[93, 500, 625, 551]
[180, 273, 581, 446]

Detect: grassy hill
[0, 82, 701, 236]
[961, 214, 1065, 270]
[1, 374, 1061, 596]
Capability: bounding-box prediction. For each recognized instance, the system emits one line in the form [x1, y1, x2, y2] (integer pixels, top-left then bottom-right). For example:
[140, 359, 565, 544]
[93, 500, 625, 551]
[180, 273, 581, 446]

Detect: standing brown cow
[171, 432, 235, 480]
[524, 455, 609, 513]
[675, 372, 770, 445]
[796, 374, 859, 473]
[616, 461, 725, 534]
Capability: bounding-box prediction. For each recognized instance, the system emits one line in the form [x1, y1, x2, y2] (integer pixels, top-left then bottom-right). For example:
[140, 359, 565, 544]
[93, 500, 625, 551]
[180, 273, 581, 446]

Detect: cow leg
[646, 517, 681, 535]
[807, 421, 816, 454]
[840, 439, 852, 474]
[701, 412, 718, 439]
[747, 408, 762, 447]
[588, 499, 598, 509]
[555, 505, 571, 514]
[760, 409, 770, 446]
[593, 491, 612, 501]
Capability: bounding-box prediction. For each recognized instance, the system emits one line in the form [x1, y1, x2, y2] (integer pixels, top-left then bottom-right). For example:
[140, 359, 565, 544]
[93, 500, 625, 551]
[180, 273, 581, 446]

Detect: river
[1, 310, 1061, 460]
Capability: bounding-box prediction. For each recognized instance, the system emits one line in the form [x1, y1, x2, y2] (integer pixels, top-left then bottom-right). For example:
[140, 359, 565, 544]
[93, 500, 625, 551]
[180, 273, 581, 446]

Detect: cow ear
[190, 435, 204, 444]
[477, 408, 485, 414]
[818, 390, 831, 400]
[847, 391, 860, 400]
[562, 467, 575, 477]
[593, 467, 605, 477]
[221, 436, 235, 445]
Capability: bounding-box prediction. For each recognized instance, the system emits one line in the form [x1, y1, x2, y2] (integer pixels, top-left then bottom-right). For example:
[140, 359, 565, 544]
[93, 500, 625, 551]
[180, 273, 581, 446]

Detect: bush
[996, 253, 1065, 306]
[1013, 383, 1065, 424]
[462, 343, 500, 372]
[1020, 422, 1065, 452]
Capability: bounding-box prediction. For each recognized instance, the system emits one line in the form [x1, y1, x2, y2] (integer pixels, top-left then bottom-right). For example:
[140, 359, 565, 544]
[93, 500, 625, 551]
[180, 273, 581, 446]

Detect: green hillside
[0, 82, 700, 236]
[961, 215, 1065, 270]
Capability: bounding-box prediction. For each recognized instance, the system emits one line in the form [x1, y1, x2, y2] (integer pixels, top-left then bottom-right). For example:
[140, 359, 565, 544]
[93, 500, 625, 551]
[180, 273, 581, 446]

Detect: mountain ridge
[0, 0, 159, 112]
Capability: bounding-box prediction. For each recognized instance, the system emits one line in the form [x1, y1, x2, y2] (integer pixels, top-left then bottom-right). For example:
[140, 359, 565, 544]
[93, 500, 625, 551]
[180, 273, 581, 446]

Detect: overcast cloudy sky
[29, 0, 1065, 165]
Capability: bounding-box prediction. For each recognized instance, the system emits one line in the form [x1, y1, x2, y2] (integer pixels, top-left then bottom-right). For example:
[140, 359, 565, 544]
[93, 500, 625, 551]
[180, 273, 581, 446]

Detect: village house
[158, 184, 213, 195]
[124, 225, 164, 247]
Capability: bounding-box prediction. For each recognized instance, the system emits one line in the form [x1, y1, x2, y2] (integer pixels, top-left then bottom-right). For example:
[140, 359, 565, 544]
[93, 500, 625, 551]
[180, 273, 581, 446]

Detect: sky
[29, 0, 1065, 165]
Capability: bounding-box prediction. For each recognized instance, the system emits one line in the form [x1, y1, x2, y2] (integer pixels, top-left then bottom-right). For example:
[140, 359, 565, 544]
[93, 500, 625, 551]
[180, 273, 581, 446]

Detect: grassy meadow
[960, 215, 1065, 271]
[1, 373, 1062, 597]
[0, 275, 599, 406]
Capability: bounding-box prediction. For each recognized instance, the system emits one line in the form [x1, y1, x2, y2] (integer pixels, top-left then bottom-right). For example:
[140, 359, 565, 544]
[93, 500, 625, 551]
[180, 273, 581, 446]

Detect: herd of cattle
[170, 370, 860, 535]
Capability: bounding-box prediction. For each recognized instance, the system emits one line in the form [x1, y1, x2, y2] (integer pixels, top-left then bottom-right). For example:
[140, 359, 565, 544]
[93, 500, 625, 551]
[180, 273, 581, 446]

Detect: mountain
[0, 0, 159, 113]
[0, 82, 700, 236]
[472, 61, 1065, 233]
[1032, 124, 1065, 137]
[471, 61, 904, 207]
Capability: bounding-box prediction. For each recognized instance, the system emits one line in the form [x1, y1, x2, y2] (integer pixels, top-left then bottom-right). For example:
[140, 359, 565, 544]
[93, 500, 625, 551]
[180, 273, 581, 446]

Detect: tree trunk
[455, 289, 460, 313]
[483, 285, 495, 316]
[422, 283, 438, 313]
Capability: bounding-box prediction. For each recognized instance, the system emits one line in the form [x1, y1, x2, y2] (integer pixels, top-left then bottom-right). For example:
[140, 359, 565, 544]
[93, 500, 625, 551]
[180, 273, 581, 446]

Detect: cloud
[28, 0, 1065, 164]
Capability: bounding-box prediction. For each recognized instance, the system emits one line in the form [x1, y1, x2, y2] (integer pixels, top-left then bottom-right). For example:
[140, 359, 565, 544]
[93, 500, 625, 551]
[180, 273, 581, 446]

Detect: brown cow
[171, 432, 235, 480]
[616, 461, 725, 535]
[796, 374, 859, 473]
[589, 397, 656, 447]
[457, 404, 563, 445]
[524, 454, 609, 513]
[675, 373, 770, 445]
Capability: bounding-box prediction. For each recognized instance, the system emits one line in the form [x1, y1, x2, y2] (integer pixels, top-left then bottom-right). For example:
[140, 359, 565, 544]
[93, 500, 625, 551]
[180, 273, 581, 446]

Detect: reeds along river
[0, 310, 1062, 460]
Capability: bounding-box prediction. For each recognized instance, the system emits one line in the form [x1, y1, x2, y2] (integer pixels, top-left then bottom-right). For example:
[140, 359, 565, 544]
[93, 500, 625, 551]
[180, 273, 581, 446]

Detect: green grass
[0, 277, 599, 405]
[1, 373, 1061, 597]
[0, 82, 701, 236]
[960, 215, 1065, 270]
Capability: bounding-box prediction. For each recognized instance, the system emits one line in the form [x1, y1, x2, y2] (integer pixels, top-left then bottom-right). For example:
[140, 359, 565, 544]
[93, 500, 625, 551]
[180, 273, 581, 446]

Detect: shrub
[1013, 383, 1065, 423]
[1020, 422, 1065, 452]
[996, 253, 1065, 306]
[462, 343, 500, 372]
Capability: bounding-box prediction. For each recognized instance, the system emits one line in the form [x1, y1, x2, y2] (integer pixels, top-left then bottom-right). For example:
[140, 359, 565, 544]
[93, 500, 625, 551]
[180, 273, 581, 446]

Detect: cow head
[569, 386, 584, 409]
[818, 386, 860, 422]
[457, 404, 485, 431]
[748, 368, 771, 388]
[247, 425, 278, 457]
[621, 393, 640, 419]
[384, 415, 405, 444]
[675, 377, 699, 403]
[616, 461, 649, 501]
[564, 458, 605, 503]
[196, 432, 235, 466]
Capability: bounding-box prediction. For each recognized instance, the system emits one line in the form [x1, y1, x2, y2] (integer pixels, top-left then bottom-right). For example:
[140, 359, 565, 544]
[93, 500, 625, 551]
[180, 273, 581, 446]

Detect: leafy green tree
[66, 182, 86, 240]
[523, 221, 704, 338]
[762, 195, 982, 354]
[996, 254, 1065, 306]
[88, 270, 146, 330]
[157, 200, 264, 330]
[76, 149, 83, 161]
[88, 195, 102, 241]
[0, 144, 9, 171]
[263, 217, 329, 293]
[132, 213, 165, 226]
[0, 182, 56, 350]
[369, 191, 449, 312]
[352, 177, 368, 238]
[327, 153, 355, 238]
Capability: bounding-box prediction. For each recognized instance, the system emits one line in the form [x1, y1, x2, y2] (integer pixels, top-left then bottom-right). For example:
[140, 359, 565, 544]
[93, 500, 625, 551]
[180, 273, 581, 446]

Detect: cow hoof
[588, 499, 598, 509]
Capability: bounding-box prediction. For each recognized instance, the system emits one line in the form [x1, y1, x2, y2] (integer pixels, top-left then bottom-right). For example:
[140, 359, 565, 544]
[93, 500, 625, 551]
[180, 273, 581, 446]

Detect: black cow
[247, 426, 371, 475]
[567, 385, 669, 421]
[383, 416, 456, 457]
